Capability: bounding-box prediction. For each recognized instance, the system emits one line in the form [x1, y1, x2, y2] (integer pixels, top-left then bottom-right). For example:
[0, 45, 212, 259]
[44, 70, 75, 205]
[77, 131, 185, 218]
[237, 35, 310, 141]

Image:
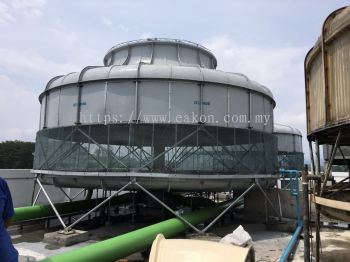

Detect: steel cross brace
[31, 174, 39, 206]
[33, 177, 131, 232]
[255, 179, 282, 220]
[321, 129, 342, 196]
[32, 187, 42, 206]
[63, 181, 132, 232]
[36, 178, 67, 229]
[200, 183, 256, 233]
[33, 177, 276, 235]
[133, 180, 257, 234]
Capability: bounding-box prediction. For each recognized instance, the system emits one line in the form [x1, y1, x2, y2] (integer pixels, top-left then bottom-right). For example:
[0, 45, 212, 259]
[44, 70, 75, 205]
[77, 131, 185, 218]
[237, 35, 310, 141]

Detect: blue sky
[0, 0, 349, 160]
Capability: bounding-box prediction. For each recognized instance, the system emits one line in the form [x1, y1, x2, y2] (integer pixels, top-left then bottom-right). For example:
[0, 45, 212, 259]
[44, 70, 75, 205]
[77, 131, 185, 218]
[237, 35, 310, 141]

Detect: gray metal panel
[263, 97, 273, 133]
[106, 81, 135, 122]
[83, 68, 108, 82]
[139, 81, 169, 123]
[250, 80, 270, 96]
[46, 89, 60, 127]
[199, 52, 211, 68]
[42, 77, 273, 131]
[250, 93, 265, 130]
[49, 77, 64, 89]
[80, 83, 105, 124]
[129, 45, 152, 64]
[103, 38, 217, 69]
[179, 46, 199, 66]
[201, 68, 229, 85]
[112, 47, 128, 65]
[53, 73, 79, 89]
[203, 84, 227, 126]
[169, 82, 200, 123]
[39, 95, 46, 129]
[228, 88, 249, 128]
[226, 73, 250, 90]
[140, 65, 171, 79]
[153, 44, 178, 65]
[109, 65, 138, 79]
[36, 171, 276, 191]
[59, 86, 78, 126]
[276, 133, 295, 152]
[43, 65, 275, 104]
[294, 135, 302, 152]
[171, 65, 202, 81]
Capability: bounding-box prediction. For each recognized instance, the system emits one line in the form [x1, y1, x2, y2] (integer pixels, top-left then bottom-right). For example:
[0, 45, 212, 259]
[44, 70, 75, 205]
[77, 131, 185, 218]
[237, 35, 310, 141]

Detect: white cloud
[0, 2, 15, 24]
[0, 75, 38, 141]
[140, 32, 152, 39]
[101, 16, 129, 32]
[0, 0, 46, 23]
[204, 35, 305, 88]
[101, 16, 113, 29]
[117, 24, 129, 33]
[0, 48, 81, 80]
[204, 35, 309, 156]
[6, 0, 46, 10]
[275, 111, 307, 144]
[23, 7, 43, 19]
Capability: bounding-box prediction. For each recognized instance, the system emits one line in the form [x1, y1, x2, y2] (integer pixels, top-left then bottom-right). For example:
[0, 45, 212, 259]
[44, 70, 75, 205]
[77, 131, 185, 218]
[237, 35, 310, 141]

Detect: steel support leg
[31, 174, 38, 205]
[134, 180, 256, 234]
[201, 183, 255, 233]
[59, 187, 72, 202]
[315, 180, 321, 262]
[36, 178, 67, 229]
[303, 168, 310, 262]
[64, 181, 132, 232]
[32, 187, 42, 206]
[133, 181, 201, 233]
[309, 141, 316, 177]
[321, 130, 342, 195]
[71, 189, 86, 201]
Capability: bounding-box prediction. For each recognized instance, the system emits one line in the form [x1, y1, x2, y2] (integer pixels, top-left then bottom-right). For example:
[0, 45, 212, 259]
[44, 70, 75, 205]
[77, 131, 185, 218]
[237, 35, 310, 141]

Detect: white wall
[1, 169, 84, 208]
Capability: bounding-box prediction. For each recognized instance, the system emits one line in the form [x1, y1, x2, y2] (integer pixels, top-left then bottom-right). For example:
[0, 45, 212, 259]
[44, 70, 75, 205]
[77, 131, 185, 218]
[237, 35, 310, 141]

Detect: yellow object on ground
[149, 234, 253, 262]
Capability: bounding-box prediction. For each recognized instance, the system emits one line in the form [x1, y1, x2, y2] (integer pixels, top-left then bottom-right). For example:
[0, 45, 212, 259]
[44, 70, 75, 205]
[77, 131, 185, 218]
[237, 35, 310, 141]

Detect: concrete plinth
[44, 230, 89, 246]
[244, 188, 303, 222]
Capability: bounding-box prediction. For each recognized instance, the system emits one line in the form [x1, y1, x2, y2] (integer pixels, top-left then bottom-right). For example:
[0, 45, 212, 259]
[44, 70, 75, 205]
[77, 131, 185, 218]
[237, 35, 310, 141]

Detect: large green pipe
[13, 192, 214, 223]
[39, 204, 225, 262]
[13, 193, 132, 223]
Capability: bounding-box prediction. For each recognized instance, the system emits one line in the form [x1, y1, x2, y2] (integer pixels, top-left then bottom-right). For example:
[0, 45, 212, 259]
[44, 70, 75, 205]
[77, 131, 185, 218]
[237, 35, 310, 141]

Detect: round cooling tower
[273, 124, 303, 170]
[305, 6, 350, 145]
[32, 38, 277, 191]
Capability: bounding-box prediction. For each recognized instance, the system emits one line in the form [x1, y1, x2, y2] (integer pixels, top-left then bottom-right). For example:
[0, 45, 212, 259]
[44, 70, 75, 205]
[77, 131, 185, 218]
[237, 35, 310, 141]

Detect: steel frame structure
[307, 129, 350, 262]
[31, 175, 282, 234]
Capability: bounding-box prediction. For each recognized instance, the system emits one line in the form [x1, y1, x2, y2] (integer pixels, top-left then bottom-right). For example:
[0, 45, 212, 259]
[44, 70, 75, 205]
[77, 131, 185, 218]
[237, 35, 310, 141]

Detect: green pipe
[13, 193, 132, 223]
[39, 204, 225, 262]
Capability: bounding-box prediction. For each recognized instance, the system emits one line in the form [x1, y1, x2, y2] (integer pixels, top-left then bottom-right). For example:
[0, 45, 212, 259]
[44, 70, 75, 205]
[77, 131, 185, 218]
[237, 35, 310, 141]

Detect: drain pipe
[39, 204, 226, 262]
[279, 225, 303, 262]
[13, 193, 132, 223]
[302, 166, 310, 262]
[279, 170, 303, 262]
